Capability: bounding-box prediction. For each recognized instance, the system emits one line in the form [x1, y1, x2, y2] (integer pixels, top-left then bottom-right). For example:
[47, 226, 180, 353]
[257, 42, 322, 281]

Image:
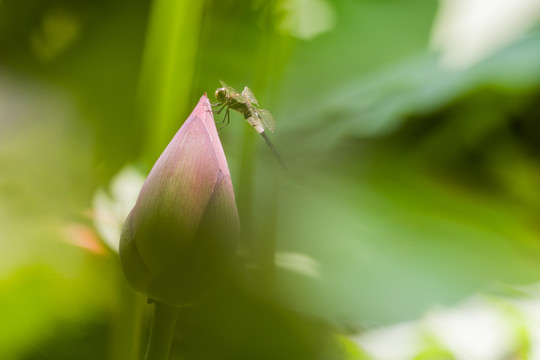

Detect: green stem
[237, 0, 282, 291]
[145, 302, 180, 360]
[137, 0, 205, 164]
[108, 267, 146, 360]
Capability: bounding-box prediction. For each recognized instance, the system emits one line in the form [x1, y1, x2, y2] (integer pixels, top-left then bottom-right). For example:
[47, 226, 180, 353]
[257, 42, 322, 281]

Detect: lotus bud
[120, 94, 239, 306]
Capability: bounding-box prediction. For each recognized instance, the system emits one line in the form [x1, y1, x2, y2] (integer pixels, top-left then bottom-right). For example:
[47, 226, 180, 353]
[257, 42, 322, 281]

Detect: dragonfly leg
[217, 109, 231, 130]
[225, 109, 230, 126]
[215, 106, 230, 125]
[214, 103, 227, 115]
[215, 117, 226, 125]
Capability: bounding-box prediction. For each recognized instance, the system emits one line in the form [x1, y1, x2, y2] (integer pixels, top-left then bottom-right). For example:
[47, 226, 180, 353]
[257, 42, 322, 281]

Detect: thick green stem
[137, 0, 205, 164]
[145, 302, 179, 360]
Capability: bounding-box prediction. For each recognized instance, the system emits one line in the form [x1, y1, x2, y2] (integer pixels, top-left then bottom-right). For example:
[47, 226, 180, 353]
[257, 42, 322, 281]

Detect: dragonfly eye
[215, 88, 227, 102]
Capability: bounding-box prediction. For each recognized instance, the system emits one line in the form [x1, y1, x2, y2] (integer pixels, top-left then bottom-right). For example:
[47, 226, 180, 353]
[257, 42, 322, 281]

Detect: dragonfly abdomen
[246, 115, 265, 133]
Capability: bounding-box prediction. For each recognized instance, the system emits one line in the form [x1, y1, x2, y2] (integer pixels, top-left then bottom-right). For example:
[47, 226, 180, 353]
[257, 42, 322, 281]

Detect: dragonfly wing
[260, 131, 288, 170]
[242, 87, 259, 106]
[219, 80, 238, 93]
[257, 109, 276, 133]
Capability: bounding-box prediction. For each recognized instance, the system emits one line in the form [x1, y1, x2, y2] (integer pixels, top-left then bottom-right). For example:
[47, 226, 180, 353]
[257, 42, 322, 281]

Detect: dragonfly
[212, 80, 287, 170]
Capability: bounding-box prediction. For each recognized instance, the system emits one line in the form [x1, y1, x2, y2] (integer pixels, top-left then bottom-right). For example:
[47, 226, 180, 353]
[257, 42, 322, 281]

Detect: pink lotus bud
[120, 95, 239, 306]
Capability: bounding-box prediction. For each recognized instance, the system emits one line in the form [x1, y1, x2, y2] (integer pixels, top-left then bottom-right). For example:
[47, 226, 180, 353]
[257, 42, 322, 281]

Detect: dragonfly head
[215, 88, 227, 103]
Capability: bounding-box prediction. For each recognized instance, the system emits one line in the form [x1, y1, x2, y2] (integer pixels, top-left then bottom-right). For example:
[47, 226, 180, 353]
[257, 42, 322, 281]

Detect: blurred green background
[2, 0, 540, 359]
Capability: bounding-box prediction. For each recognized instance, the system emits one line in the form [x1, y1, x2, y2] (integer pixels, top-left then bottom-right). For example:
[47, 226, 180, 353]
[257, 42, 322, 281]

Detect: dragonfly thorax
[229, 100, 252, 117]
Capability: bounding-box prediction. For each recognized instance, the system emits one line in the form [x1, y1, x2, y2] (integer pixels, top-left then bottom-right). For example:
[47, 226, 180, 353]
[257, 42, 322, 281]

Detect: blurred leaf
[280, 28, 540, 153]
[275, 0, 336, 40]
[0, 66, 121, 359]
[0, 261, 115, 359]
[30, 8, 80, 62]
[173, 282, 344, 360]
[272, 162, 540, 325]
[338, 336, 373, 360]
[413, 348, 455, 360]
[276, 0, 438, 118]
